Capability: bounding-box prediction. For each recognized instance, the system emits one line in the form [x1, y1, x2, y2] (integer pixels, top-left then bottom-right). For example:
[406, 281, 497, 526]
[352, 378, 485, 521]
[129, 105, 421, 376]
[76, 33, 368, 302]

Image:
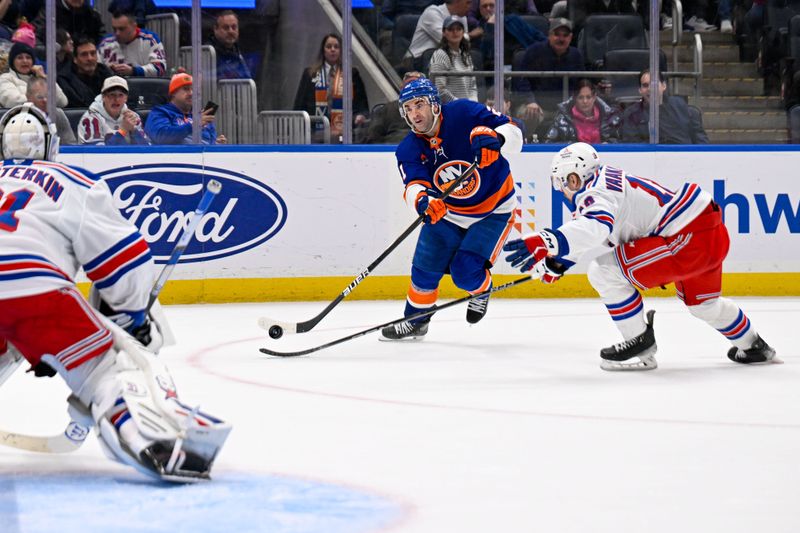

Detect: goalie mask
[398, 77, 441, 135]
[550, 142, 599, 192]
[0, 103, 60, 161]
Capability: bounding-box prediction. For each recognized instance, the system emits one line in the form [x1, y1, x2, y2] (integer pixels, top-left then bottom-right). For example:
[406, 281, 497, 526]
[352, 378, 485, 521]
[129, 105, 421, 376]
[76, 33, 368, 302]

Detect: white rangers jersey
[0, 159, 154, 314]
[98, 29, 167, 77]
[556, 164, 713, 265]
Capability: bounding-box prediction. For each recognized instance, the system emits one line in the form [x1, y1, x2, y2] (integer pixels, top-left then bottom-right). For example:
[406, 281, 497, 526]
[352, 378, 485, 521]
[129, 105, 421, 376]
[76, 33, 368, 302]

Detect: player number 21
[0, 187, 34, 232]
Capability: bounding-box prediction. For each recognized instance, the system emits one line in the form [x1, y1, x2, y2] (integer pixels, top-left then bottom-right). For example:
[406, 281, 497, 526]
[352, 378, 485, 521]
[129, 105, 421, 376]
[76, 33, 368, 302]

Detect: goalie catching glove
[469, 126, 502, 168]
[415, 189, 447, 224]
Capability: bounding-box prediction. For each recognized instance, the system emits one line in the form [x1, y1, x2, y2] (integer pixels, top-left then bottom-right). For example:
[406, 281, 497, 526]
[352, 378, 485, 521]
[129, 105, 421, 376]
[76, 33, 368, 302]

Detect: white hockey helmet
[0, 103, 59, 161]
[550, 142, 599, 192]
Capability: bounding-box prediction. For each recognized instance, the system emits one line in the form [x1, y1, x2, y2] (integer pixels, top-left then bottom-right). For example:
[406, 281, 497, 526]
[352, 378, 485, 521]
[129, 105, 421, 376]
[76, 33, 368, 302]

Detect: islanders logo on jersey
[433, 160, 479, 200]
[99, 164, 287, 264]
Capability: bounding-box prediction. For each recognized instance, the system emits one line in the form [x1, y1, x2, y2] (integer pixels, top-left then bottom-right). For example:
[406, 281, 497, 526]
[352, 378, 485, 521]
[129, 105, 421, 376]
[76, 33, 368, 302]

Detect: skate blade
[600, 353, 658, 372]
[378, 335, 426, 343]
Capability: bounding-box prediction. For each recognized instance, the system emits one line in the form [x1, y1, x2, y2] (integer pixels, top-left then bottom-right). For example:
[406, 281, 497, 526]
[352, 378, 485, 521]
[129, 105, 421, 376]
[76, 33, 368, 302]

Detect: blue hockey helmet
[398, 77, 441, 133]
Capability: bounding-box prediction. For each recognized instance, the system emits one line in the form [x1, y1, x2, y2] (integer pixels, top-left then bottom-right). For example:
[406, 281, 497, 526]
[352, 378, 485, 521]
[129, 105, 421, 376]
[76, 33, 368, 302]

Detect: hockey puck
[268, 325, 284, 339]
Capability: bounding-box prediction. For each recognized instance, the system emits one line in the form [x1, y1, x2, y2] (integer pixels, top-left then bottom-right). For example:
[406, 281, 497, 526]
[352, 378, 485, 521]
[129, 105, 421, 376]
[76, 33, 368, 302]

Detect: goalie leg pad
[74, 325, 231, 482]
[0, 341, 23, 387]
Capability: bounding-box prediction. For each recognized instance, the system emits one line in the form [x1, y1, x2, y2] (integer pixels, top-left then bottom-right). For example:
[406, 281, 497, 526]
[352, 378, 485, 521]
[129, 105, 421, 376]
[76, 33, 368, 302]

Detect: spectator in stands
[208, 10, 252, 80]
[472, 0, 546, 70]
[512, 17, 584, 136]
[108, 0, 157, 28]
[145, 72, 226, 145]
[405, 0, 472, 67]
[485, 85, 526, 137]
[56, 29, 75, 73]
[621, 69, 709, 144]
[545, 78, 620, 143]
[429, 16, 478, 102]
[293, 33, 369, 143]
[365, 70, 424, 144]
[58, 37, 113, 108]
[381, 0, 437, 30]
[0, 0, 21, 40]
[34, 0, 105, 44]
[78, 75, 148, 145]
[26, 77, 77, 145]
[98, 11, 167, 78]
[583, 0, 636, 14]
[0, 42, 69, 108]
[682, 0, 717, 32]
[11, 19, 37, 49]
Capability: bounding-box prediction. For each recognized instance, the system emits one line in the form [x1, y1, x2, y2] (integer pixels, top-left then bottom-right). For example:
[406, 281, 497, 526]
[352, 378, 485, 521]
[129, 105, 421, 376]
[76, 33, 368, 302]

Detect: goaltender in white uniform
[0, 103, 230, 481]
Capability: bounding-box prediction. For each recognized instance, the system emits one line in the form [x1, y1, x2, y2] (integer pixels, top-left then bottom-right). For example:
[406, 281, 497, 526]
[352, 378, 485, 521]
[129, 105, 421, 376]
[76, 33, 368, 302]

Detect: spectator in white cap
[77, 75, 149, 145]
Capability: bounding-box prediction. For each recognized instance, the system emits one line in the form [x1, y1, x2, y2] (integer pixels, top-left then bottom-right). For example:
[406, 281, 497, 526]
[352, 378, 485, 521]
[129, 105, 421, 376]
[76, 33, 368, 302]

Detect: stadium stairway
[666, 29, 787, 143]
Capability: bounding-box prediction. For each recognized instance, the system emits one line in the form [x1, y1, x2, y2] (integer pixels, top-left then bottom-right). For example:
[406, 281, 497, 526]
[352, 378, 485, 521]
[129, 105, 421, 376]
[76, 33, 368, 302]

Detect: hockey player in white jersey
[0, 103, 230, 480]
[503, 142, 777, 371]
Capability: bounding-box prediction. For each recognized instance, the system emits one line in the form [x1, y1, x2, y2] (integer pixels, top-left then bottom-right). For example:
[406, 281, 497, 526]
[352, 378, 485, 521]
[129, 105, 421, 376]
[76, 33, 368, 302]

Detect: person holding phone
[144, 72, 227, 145]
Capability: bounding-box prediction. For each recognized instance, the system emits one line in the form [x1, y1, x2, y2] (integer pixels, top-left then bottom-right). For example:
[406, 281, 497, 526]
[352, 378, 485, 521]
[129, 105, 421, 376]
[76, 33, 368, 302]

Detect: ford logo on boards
[99, 164, 287, 263]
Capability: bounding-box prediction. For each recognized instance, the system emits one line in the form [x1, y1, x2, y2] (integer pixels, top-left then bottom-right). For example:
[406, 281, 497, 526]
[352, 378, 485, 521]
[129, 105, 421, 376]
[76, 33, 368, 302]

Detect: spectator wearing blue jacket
[144, 73, 227, 145]
[209, 10, 252, 80]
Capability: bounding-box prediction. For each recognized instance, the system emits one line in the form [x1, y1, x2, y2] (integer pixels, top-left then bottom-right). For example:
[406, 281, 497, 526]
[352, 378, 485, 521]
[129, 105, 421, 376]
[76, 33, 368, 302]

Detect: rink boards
[62, 145, 800, 303]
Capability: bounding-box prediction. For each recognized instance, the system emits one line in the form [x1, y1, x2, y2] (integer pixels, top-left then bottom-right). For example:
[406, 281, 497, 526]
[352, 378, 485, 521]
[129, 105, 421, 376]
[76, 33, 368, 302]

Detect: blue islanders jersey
[395, 99, 517, 228]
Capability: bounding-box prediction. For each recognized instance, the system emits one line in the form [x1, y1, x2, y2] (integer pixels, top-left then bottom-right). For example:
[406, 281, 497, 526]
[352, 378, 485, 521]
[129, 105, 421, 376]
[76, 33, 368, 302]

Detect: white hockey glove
[532, 257, 568, 284]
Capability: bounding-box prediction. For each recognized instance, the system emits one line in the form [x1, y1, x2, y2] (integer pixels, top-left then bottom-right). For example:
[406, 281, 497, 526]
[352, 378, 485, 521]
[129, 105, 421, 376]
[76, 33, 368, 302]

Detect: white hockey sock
[687, 298, 758, 349]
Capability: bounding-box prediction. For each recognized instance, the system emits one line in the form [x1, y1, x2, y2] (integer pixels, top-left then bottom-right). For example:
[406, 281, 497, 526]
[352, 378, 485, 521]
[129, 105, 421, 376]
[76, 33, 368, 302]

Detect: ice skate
[727, 334, 779, 364]
[466, 294, 489, 324]
[600, 310, 658, 371]
[380, 319, 429, 341]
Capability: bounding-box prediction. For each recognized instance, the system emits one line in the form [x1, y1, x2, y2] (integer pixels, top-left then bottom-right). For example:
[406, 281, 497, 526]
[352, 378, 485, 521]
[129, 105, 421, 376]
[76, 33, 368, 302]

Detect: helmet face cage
[398, 78, 441, 132]
[0, 103, 59, 161]
[550, 142, 599, 192]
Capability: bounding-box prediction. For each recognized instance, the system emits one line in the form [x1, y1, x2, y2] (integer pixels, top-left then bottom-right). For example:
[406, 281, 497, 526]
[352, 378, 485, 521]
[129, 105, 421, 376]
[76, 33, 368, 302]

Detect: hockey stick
[0, 421, 90, 454]
[147, 179, 222, 311]
[258, 161, 479, 339]
[258, 274, 534, 357]
[0, 180, 222, 454]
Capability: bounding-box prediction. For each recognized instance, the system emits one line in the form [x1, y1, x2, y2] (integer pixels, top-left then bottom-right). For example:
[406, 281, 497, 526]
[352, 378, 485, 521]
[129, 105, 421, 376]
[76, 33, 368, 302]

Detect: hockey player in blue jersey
[381, 78, 523, 340]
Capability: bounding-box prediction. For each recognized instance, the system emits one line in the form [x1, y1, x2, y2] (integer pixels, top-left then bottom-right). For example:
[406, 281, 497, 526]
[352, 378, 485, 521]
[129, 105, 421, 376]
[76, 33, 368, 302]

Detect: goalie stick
[0, 180, 222, 454]
[258, 161, 479, 339]
[259, 274, 534, 357]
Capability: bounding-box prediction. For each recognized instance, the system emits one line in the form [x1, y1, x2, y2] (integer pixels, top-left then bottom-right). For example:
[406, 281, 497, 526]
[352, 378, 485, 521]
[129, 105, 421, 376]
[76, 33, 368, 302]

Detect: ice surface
[1, 297, 798, 532]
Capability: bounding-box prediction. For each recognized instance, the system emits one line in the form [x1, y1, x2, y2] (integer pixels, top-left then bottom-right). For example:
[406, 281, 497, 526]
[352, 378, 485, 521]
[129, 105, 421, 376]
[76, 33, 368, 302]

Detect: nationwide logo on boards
[99, 164, 288, 263]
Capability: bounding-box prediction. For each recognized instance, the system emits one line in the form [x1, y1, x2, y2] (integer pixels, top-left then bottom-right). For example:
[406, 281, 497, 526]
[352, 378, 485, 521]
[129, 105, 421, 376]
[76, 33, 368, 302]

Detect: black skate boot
[466, 294, 489, 324]
[727, 334, 777, 364]
[379, 319, 429, 341]
[600, 310, 658, 371]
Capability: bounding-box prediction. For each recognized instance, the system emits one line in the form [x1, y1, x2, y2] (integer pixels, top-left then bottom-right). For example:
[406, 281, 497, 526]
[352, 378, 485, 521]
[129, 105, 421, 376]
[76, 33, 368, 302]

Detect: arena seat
[578, 14, 647, 69]
[217, 79, 257, 144]
[146, 13, 180, 74]
[126, 77, 170, 110]
[258, 110, 311, 144]
[179, 45, 217, 103]
[392, 14, 420, 67]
